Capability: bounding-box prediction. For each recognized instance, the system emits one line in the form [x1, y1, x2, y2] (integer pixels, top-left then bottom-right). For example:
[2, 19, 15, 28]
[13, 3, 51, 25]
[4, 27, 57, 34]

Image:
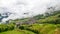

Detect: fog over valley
[0, 0, 60, 22]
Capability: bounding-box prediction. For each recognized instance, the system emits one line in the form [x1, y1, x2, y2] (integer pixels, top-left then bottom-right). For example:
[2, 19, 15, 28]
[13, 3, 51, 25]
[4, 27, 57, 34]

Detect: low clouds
[0, 0, 60, 22]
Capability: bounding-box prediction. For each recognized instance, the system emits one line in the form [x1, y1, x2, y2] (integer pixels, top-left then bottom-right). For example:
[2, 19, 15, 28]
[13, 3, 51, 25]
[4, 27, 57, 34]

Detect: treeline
[37, 14, 60, 24]
[34, 10, 60, 20]
[33, 10, 60, 24]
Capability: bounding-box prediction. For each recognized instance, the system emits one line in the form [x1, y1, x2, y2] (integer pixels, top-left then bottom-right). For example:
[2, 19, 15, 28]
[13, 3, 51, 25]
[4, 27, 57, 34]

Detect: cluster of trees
[0, 24, 15, 32]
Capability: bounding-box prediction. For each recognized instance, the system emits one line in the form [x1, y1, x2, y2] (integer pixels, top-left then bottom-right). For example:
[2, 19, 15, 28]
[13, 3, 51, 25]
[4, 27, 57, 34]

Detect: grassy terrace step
[48, 29, 55, 34]
[40, 24, 56, 34]
[53, 28, 60, 34]
[0, 30, 35, 34]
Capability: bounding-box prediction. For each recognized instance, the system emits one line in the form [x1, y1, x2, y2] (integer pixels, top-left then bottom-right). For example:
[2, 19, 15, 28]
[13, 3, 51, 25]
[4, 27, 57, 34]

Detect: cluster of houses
[15, 17, 36, 27]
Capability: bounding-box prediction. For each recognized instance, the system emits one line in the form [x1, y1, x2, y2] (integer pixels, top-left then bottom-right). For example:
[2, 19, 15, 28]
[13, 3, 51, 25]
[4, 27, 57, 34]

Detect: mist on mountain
[0, 0, 60, 22]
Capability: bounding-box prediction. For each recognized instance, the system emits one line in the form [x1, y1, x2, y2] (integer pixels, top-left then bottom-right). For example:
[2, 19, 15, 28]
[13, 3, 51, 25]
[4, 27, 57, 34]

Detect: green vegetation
[0, 24, 60, 34]
[0, 24, 14, 32]
[0, 10, 60, 34]
[37, 14, 60, 24]
[19, 24, 60, 34]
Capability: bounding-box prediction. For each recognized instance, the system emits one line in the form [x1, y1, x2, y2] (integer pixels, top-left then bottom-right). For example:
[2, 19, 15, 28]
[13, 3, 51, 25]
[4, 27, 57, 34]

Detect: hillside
[0, 10, 60, 34]
[0, 24, 60, 34]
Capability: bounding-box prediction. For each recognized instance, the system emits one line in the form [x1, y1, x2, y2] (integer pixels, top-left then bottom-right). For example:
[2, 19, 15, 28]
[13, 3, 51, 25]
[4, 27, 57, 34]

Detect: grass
[0, 24, 60, 34]
[0, 30, 35, 34]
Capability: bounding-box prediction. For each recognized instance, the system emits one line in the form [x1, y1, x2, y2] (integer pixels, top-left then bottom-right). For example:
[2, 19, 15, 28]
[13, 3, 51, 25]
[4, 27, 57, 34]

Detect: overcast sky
[0, 0, 60, 22]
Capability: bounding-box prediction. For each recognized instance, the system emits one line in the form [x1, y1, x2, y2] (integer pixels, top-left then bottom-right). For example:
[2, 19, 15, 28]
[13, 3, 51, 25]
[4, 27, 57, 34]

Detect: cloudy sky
[0, 0, 60, 22]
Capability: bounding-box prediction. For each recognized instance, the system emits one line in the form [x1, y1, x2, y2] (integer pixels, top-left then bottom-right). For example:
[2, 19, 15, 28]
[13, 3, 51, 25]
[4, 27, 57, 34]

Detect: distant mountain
[0, 12, 12, 22]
